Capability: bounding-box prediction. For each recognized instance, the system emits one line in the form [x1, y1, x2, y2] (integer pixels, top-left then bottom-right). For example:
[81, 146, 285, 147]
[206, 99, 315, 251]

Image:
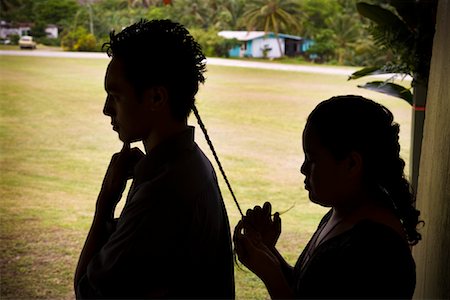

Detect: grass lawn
[0, 55, 412, 299]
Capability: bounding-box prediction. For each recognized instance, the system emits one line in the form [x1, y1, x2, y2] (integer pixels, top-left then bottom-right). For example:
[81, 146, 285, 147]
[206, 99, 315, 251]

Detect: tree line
[0, 0, 391, 66]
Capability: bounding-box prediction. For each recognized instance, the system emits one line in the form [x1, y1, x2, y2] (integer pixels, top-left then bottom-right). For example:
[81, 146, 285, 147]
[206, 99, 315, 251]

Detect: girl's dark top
[292, 210, 416, 299]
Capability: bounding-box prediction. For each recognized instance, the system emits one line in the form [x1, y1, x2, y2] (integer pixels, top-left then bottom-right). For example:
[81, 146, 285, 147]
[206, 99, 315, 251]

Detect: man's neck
[142, 120, 188, 154]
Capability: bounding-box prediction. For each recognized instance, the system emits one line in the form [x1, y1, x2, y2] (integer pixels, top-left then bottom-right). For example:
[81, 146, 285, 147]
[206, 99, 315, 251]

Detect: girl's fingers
[263, 202, 272, 217]
[234, 220, 244, 240]
[234, 221, 247, 259]
[274, 212, 281, 232]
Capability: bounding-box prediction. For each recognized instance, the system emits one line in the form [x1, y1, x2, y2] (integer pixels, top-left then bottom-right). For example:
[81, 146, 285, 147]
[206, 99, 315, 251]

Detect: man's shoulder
[129, 143, 219, 206]
[162, 142, 215, 184]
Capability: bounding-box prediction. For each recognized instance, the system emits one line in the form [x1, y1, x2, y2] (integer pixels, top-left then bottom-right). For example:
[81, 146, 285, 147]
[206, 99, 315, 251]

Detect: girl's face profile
[300, 126, 351, 207]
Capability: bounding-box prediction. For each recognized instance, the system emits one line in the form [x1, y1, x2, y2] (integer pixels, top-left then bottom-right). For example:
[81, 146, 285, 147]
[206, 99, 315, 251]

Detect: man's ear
[144, 86, 168, 110]
[347, 151, 363, 177]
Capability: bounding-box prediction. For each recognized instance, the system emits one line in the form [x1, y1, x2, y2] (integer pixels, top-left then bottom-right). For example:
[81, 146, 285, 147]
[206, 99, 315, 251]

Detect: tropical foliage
[348, 0, 437, 103]
[0, 0, 431, 66]
[347, 0, 437, 194]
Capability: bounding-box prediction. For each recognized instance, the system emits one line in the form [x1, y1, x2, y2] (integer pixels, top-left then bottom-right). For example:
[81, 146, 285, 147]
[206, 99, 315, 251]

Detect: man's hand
[97, 143, 144, 217]
[243, 202, 281, 248]
[75, 144, 144, 293]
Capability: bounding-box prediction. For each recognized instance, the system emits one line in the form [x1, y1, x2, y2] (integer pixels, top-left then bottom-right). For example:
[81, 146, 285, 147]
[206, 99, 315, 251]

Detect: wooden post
[413, 0, 450, 298]
[410, 82, 427, 194]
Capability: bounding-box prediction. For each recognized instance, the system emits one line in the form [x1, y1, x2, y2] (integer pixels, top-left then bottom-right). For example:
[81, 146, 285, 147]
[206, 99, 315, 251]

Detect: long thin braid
[192, 105, 244, 218]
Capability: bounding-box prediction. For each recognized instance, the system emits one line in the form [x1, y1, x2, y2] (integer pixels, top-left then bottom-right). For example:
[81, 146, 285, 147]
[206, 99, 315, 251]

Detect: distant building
[0, 21, 31, 38]
[218, 31, 313, 58]
[0, 20, 59, 39]
[45, 25, 58, 39]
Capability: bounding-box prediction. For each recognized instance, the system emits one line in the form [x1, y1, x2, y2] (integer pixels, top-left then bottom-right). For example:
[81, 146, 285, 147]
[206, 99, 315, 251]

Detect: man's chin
[118, 134, 141, 144]
[117, 132, 130, 143]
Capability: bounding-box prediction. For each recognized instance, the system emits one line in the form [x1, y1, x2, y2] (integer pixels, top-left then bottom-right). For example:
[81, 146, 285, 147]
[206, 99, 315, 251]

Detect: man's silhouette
[74, 19, 235, 298]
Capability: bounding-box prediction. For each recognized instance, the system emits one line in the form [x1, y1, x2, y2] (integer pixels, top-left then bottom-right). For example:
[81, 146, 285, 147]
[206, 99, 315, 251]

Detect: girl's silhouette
[234, 95, 421, 299]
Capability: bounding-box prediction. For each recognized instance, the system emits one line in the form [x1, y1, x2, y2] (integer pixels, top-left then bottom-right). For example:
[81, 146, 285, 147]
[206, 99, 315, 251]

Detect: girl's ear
[347, 151, 363, 178]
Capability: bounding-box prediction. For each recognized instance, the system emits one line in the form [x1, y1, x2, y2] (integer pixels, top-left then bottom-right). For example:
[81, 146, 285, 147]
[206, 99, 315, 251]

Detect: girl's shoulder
[295, 219, 416, 299]
[318, 219, 415, 282]
[345, 219, 413, 262]
[315, 217, 412, 262]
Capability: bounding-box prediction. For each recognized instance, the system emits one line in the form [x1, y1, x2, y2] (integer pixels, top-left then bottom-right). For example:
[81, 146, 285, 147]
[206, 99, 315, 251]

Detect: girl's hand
[243, 202, 281, 248]
[234, 220, 281, 282]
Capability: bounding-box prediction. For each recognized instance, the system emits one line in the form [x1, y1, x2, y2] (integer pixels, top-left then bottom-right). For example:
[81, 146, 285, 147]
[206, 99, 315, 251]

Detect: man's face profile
[103, 58, 152, 143]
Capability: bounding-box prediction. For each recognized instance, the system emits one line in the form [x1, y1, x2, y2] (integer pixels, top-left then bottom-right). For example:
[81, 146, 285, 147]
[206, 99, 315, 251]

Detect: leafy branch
[348, 0, 437, 104]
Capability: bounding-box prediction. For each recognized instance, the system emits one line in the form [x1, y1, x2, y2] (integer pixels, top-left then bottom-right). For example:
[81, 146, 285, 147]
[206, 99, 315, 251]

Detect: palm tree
[242, 0, 301, 57]
[171, 0, 209, 28]
[206, 0, 245, 30]
[222, 0, 246, 29]
[326, 13, 361, 64]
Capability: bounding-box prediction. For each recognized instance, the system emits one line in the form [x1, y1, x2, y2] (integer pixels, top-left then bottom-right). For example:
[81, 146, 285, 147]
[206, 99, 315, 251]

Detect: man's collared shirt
[78, 127, 235, 298]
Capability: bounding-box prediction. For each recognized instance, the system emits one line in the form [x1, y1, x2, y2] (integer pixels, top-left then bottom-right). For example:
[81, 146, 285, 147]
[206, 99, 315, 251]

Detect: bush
[76, 33, 97, 51]
[189, 27, 239, 58]
[30, 22, 48, 38]
[306, 29, 336, 63]
[96, 36, 110, 52]
[9, 34, 20, 45]
[36, 36, 61, 47]
[61, 27, 98, 52]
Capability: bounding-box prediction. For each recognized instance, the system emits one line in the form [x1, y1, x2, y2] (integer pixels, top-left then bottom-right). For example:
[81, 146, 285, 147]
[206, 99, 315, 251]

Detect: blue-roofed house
[218, 31, 313, 58]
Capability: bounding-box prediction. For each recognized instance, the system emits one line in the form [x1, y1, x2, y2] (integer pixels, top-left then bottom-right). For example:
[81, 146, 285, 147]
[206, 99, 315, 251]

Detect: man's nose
[300, 161, 307, 175]
[103, 95, 113, 116]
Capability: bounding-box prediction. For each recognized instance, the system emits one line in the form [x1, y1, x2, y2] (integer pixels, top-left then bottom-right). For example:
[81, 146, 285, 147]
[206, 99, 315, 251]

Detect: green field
[0, 55, 412, 299]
